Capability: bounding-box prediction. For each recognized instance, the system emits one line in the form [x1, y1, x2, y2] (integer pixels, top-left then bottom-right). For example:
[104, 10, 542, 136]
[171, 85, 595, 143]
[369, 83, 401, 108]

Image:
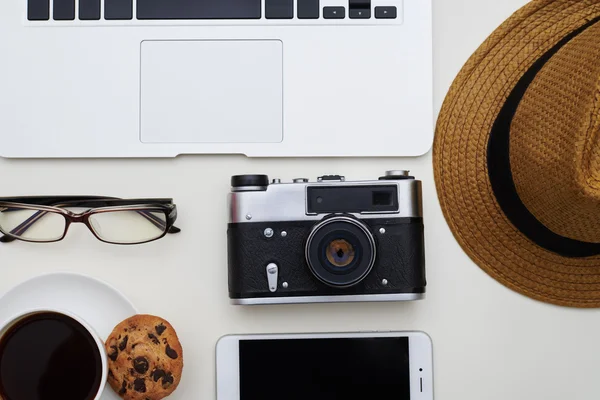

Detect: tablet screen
[239, 337, 410, 400]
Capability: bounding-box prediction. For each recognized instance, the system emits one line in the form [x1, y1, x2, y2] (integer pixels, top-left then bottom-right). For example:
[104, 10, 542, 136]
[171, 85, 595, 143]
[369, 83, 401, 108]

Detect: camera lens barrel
[305, 216, 377, 288]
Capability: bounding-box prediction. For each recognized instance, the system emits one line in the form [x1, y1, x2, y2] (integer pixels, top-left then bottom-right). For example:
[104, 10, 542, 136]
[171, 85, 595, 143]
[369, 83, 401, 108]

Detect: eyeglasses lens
[88, 210, 168, 244]
[0, 207, 66, 242]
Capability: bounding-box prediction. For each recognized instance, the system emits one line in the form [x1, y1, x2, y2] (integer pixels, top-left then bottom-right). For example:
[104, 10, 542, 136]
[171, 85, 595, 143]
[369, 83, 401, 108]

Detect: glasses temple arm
[137, 210, 181, 233]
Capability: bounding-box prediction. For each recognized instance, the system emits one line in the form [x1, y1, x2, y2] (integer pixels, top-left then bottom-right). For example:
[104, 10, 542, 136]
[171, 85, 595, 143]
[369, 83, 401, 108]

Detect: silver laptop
[0, 0, 432, 158]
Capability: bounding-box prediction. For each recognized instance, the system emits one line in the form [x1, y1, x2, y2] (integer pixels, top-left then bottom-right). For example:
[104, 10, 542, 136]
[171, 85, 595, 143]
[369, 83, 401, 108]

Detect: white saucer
[0, 272, 138, 400]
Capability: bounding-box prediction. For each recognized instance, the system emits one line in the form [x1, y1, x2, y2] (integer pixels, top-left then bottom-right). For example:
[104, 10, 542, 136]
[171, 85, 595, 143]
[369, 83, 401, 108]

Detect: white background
[2, 0, 600, 399]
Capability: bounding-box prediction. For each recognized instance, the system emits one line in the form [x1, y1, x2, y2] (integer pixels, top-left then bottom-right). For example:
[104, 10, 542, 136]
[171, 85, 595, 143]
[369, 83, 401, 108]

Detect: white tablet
[216, 331, 433, 400]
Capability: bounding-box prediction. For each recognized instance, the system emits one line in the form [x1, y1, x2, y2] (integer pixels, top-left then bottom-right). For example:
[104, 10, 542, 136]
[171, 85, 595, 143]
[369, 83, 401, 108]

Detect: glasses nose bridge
[65, 210, 89, 224]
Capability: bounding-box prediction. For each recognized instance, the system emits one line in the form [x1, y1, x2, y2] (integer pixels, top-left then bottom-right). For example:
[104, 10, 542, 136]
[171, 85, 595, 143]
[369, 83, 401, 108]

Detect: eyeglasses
[0, 196, 180, 245]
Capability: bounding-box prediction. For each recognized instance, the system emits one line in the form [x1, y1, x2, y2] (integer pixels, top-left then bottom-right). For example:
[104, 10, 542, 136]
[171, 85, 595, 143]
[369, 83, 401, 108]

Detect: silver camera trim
[228, 177, 422, 224]
[305, 216, 377, 288]
[231, 293, 425, 305]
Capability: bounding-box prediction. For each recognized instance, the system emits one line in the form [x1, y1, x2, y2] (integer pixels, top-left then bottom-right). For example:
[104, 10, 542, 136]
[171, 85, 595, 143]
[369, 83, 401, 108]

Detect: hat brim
[433, 0, 600, 307]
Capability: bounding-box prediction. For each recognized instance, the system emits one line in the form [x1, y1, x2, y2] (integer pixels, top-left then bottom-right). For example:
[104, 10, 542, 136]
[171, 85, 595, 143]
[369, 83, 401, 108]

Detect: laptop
[0, 0, 432, 158]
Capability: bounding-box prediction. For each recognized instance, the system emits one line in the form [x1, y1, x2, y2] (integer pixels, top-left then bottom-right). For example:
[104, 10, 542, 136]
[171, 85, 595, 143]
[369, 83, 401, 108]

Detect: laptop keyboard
[28, 0, 398, 21]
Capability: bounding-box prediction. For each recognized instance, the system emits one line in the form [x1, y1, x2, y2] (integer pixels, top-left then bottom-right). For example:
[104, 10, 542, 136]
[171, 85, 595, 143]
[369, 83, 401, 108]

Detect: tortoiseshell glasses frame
[0, 196, 180, 245]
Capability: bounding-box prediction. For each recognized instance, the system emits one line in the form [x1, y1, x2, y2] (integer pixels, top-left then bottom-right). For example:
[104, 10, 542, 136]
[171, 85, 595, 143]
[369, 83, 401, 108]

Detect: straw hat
[433, 0, 600, 307]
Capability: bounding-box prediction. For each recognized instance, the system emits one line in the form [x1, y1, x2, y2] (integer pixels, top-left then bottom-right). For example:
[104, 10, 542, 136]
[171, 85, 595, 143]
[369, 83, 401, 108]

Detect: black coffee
[0, 312, 103, 400]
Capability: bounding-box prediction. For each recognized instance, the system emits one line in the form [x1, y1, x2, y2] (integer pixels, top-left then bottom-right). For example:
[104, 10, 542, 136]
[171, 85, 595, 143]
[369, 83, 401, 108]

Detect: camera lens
[305, 216, 376, 287]
[325, 239, 356, 268]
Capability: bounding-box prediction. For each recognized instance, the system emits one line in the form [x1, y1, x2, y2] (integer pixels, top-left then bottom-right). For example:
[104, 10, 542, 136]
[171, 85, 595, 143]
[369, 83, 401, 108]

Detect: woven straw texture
[433, 0, 600, 308]
[511, 21, 600, 242]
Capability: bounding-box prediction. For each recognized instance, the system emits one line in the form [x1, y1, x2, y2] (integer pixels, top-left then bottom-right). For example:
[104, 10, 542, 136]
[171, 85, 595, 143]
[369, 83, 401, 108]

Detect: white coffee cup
[0, 308, 108, 400]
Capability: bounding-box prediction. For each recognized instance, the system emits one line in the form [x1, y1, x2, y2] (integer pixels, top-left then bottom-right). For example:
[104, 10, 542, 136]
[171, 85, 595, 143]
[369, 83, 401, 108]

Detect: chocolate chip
[108, 370, 114, 378]
[133, 357, 150, 374]
[162, 338, 168, 345]
[155, 323, 167, 336]
[134, 378, 146, 393]
[108, 346, 119, 361]
[148, 333, 160, 345]
[119, 335, 129, 351]
[151, 369, 166, 382]
[119, 381, 127, 395]
[165, 344, 178, 359]
[162, 372, 174, 389]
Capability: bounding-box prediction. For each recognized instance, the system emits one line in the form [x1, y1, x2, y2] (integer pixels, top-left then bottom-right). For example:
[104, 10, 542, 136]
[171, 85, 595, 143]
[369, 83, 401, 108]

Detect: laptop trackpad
[140, 40, 283, 144]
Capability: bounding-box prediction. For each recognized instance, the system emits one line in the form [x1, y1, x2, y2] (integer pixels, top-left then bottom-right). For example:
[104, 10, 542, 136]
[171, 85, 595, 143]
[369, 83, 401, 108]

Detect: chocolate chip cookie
[106, 315, 184, 400]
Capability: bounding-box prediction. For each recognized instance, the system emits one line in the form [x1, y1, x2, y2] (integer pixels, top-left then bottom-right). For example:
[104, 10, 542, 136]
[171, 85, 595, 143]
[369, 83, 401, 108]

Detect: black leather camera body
[227, 171, 426, 305]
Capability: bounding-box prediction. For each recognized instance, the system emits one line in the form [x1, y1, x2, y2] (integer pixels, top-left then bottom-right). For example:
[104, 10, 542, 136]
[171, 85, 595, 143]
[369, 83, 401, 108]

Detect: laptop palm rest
[140, 40, 283, 144]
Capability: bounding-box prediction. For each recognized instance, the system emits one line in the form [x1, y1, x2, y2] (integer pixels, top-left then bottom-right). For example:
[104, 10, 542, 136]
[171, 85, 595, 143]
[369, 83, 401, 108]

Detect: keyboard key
[28, 0, 49, 20]
[375, 6, 397, 19]
[323, 6, 345, 19]
[298, 0, 319, 19]
[137, 0, 261, 20]
[349, 0, 370, 9]
[105, 0, 133, 20]
[266, 0, 293, 19]
[79, 0, 101, 20]
[54, 0, 75, 20]
[349, 8, 370, 18]
[349, 0, 369, 18]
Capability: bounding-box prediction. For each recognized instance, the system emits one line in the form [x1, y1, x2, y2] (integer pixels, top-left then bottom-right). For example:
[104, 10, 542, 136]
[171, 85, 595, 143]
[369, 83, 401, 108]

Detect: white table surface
[2, 1, 600, 399]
